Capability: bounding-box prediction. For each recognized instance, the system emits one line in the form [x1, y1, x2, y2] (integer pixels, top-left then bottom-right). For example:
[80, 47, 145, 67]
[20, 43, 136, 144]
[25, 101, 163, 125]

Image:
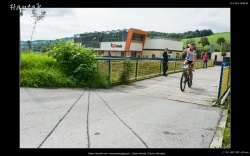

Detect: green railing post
[160, 60, 162, 75]
[174, 60, 177, 72]
[135, 59, 138, 79]
[108, 59, 111, 87]
[217, 63, 224, 100]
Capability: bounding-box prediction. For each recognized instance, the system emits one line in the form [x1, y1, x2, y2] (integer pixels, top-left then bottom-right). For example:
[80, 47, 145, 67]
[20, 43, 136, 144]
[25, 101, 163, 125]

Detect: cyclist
[182, 42, 197, 84]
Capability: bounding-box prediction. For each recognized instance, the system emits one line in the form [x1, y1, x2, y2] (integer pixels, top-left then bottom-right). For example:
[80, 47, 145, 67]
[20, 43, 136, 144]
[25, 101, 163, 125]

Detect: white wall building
[74, 28, 184, 58]
[211, 52, 231, 62]
[143, 38, 183, 58]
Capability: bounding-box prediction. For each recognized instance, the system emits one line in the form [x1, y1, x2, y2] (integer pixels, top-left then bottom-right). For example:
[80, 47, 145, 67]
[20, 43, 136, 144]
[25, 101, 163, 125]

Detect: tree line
[25, 40, 61, 53]
[147, 29, 213, 40]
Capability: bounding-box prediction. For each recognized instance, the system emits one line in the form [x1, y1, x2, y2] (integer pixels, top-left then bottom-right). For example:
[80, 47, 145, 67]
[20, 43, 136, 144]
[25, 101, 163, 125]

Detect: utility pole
[220, 42, 223, 52]
[20, 8, 24, 66]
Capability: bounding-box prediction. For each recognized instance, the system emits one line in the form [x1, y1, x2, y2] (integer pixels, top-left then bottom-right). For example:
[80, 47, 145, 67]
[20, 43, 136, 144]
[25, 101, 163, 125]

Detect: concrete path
[20, 65, 226, 148]
[111, 66, 221, 106]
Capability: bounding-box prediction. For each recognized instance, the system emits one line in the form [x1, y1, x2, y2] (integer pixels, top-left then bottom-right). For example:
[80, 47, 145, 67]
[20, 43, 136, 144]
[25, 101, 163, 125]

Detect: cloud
[20, 8, 230, 41]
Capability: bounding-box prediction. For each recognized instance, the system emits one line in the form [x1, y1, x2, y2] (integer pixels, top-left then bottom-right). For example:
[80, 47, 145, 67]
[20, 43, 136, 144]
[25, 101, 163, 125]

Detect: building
[211, 52, 230, 62]
[74, 28, 183, 58]
[21, 45, 29, 52]
[143, 38, 183, 58]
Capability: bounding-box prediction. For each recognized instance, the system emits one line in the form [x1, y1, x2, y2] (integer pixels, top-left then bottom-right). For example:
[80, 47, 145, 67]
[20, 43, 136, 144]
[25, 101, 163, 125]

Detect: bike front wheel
[180, 73, 186, 91]
[188, 74, 192, 88]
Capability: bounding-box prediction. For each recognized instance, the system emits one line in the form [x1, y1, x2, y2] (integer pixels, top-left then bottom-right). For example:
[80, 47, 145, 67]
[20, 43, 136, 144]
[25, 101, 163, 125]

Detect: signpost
[210, 44, 214, 53]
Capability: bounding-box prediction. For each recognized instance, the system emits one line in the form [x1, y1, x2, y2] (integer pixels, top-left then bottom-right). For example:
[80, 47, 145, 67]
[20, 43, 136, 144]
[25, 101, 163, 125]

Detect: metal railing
[95, 57, 214, 86]
[217, 62, 231, 102]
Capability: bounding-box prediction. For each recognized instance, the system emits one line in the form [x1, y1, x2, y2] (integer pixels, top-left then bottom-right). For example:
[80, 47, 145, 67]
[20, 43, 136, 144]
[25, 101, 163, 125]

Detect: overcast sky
[20, 8, 230, 41]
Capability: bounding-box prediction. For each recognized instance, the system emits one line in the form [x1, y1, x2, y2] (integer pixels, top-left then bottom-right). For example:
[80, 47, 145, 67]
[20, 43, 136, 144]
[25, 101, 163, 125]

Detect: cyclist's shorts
[187, 60, 194, 66]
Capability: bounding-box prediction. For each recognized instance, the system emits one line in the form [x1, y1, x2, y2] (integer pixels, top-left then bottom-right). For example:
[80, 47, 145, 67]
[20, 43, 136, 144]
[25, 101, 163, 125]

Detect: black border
[10, 0, 249, 154]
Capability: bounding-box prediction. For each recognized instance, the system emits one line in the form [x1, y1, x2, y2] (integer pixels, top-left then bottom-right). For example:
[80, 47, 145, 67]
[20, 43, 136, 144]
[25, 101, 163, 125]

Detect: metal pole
[108, 59, 111, 87]
[220, 42, 222, 52]
[135, 59, 138, 79]
[174, 60, 177, 72]
[160, 59, 162, 75]
[20, 8, 23, 66]
[220, 87, 230, 105]
[217, 62, 224, 101]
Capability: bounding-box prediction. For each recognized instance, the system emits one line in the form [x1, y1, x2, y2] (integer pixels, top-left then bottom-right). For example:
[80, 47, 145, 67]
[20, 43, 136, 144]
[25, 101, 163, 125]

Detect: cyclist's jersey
[185, 48, 197, 61]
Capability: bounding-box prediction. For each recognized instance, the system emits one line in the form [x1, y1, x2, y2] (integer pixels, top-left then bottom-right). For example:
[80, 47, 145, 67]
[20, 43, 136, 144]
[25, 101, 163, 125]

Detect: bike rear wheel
[180, 73, 186, 91]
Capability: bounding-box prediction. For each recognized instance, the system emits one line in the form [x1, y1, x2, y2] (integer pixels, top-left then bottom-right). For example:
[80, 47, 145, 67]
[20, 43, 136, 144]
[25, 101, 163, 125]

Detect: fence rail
[95, 58, 230, 105]
[95, 58, 214, 86]
[217, 62, 231, 102]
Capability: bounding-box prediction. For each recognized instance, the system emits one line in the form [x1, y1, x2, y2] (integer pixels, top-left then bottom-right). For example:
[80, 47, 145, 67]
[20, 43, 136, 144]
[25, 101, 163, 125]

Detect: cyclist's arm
[182, 49, 187, 56]
[192, 55, 197, 64]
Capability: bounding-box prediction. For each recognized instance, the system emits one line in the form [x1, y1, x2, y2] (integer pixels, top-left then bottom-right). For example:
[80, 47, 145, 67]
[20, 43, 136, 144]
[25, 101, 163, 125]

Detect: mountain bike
[180, 63, 192, 91]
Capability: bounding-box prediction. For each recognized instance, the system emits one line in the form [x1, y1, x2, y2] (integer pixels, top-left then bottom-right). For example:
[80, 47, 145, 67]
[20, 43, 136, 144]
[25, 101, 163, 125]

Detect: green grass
[20, 52, 109, 88]
[214, 95, 231, 148]
[181, 32, 230, 51]
[222, 95, 231, 148]
[222, 114, 230, 148]
[20, 52, 77, 87]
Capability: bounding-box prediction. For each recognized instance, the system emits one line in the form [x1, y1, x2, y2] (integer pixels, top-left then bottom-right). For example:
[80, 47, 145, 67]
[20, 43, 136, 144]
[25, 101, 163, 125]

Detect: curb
[209, 109, 228, 148]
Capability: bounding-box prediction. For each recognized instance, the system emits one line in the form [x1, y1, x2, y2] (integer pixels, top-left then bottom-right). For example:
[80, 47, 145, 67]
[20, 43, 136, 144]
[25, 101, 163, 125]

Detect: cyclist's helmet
[190, 42, 196, 49]
[190, 42, 196, 46]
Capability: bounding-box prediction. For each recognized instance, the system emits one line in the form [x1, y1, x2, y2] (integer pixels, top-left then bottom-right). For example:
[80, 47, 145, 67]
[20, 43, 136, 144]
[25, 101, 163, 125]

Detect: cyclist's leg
[190, 68, 193, 81]
[189, 61, 194, 81]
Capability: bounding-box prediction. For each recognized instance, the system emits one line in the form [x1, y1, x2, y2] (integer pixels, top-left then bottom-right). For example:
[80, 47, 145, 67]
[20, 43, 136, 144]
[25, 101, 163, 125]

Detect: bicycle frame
[180, 64, 192, 91]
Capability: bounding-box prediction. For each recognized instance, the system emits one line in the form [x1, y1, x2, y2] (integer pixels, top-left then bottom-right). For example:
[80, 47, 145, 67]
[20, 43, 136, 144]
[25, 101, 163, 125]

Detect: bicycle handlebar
[180, 64, 189, 69]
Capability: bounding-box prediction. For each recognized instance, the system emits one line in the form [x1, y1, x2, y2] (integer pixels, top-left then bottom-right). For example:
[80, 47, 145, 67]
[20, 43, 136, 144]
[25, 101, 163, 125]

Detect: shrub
[221, 52, 227, 57]
[119, 59, 133, 84]
[20, 51, 109, 88]
[49, 40, 108, 88]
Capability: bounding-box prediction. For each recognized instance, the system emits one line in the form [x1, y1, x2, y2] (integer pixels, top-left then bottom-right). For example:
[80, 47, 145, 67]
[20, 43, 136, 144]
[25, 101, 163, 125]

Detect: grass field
[181, 32, 230, 51]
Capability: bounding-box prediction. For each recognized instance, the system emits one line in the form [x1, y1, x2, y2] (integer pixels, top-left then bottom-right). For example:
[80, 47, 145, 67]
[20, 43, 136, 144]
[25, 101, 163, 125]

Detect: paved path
[20, 65, 225, 148]
[111, 66, 221, 106]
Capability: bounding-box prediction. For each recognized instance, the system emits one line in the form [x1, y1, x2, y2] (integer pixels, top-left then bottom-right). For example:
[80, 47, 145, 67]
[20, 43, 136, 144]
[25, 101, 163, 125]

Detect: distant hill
[181, 32, 230, 50]
[21, 37, 73, 45]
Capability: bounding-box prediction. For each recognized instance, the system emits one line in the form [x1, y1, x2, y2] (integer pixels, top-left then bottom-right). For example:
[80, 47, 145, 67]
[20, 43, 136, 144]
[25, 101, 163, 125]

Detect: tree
[30, 9, 46, 50]
[184, 39, 195, 48]
[40, 46, 48, 53]
[222, 41, 230, 52]
[221, 52, 227, 57]
[216, 37, 226, 46]
[26, 40, 31, 51]
[198, 37, 210, 48]
[20, 8, 46, 52]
